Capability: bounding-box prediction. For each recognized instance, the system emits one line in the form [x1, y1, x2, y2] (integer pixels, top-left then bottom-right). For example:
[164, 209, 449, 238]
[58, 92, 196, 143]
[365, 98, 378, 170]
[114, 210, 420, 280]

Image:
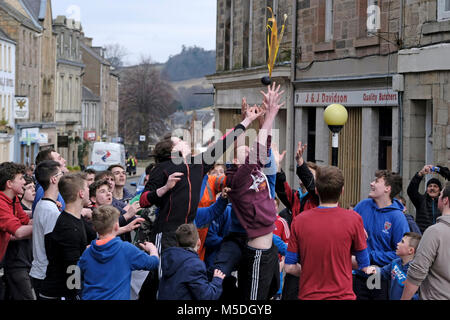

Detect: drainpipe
[288, 0, 298, 187]
[398, 91, 403, 176]
[398, 0, 404, 176]
[399, 0, 404, 46]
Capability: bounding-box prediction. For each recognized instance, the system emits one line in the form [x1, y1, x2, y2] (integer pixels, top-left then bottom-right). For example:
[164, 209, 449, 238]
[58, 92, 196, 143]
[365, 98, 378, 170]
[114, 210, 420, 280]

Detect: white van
[90, 142, 126, 169]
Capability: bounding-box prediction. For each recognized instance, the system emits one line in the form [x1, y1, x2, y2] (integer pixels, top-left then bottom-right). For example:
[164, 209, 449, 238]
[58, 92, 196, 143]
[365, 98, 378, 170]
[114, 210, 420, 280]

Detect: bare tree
[104, 43, 129, 69]
[119, 56, 177, 157]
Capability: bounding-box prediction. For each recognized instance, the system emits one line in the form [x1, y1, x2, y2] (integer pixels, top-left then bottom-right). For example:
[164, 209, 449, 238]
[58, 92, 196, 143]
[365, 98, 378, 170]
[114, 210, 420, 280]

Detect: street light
[324, 103, 348, 167]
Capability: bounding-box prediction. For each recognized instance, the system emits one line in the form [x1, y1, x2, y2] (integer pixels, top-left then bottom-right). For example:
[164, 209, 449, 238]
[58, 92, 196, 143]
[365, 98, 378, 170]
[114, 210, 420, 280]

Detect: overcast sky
[51, 0, 217, 65]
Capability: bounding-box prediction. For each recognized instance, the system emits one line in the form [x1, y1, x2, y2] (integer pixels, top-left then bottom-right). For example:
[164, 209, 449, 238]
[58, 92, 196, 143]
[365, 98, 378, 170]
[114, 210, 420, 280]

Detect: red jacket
[0, 191, 30, 261]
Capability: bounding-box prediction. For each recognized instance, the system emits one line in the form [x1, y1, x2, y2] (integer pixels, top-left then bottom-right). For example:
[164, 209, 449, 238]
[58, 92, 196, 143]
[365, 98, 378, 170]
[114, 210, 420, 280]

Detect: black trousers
[4, 268, 35, 300]
[30, 277, 44, 301]
[282, 273, 300, 300]
[139, 231, 178, 301]
[208, 233, 247, 301]
[353, 273, 389, 300]
[238, 244, 280, 301]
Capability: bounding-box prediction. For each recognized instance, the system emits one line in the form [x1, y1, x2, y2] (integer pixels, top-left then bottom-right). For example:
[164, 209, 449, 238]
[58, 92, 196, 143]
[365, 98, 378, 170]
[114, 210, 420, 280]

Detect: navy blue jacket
[405, 214, 421, 235]
[158, 247, 223, 300]
[378, 258, 418, 300]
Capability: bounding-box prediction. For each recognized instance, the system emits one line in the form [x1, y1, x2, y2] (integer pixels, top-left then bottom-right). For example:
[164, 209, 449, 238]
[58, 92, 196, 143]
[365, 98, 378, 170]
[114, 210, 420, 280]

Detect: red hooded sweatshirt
[226, 136, 277, 239]
[0, 191, 30, 261]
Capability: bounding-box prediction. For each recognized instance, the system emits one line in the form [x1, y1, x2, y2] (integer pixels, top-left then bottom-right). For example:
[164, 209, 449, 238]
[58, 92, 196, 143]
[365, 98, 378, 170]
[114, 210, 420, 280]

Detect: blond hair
[92, 205, 120, 235]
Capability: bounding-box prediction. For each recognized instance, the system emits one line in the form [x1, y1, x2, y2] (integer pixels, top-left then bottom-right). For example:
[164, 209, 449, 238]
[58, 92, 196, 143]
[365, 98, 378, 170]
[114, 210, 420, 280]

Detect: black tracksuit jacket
[140, 123, 246, 236]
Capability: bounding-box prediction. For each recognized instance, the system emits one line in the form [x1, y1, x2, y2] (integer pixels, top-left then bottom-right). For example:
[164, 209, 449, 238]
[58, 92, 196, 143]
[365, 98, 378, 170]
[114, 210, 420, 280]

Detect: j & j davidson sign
[295, 89, 399, 107]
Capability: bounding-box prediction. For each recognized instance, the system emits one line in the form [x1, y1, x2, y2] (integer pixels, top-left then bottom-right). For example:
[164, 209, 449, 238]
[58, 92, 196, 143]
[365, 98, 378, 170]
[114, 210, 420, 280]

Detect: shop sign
[295, 89, 399, 107]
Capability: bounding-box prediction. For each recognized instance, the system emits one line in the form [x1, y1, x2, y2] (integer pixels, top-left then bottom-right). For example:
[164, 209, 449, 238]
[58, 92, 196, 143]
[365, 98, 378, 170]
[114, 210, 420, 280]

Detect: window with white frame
[8, 46, 11, 72]
[0, 43, 3, 71]
[438, 0, 450, 21]
[325, 0, 334, 42]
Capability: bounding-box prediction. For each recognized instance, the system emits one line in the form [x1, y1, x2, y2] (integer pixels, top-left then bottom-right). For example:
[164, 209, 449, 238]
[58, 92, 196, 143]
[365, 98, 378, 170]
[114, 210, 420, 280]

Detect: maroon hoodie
[226, 136, 276, 239]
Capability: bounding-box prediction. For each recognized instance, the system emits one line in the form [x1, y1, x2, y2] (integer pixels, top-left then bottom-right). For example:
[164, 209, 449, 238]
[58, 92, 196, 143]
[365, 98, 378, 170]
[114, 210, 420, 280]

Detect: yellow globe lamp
[324, 104, 348, 131]
[323, 104, 348, 167]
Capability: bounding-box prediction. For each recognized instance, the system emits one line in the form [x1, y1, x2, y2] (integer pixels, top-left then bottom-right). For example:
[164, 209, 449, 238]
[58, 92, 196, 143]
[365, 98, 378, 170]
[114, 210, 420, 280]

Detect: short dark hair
[176, 223, 199, 248]
[145, 163, 155, 176]
[59, 173, 86, 204]
[89, 179, 110, 199]
[375, 170, 402, 200]
[34, 160, 60, 191]
[35, 148, 56, 165]
[153, 138, 173, 163]
[84, 168, 96, 175]
[404, 232, 422, 251]
[315, 166, 344, 203]
[396, 195, 407, 207]
[442, 182, 450, 200]
[0, 162, 26, 191]
[107, 164, 124, 171]
[24, 175, 35, 186]
[95, 170, 114, 181]
[306, 161, 318, 172]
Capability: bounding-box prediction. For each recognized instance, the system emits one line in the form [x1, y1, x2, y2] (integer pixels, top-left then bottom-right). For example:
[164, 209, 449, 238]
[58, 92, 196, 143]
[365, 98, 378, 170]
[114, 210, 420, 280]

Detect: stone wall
[297, 0, 400, 63]
[0, 9, 41, 123]
[216, 0, 293, 72]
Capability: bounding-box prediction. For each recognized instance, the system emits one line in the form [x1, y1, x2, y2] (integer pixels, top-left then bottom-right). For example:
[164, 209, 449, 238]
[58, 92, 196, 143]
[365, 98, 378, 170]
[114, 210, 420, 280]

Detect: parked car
[130, 173, 146, 194]
[86, 164, 109, 172]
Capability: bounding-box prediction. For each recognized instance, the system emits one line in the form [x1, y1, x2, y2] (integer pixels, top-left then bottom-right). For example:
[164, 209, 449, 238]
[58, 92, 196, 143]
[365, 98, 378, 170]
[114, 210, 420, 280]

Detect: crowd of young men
[1, 82, 450, 301]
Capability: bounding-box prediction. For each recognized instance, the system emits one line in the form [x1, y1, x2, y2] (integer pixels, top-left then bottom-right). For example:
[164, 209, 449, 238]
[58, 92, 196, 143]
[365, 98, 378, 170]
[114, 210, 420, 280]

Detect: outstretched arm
[198, 102, 264, 174]
[248, 83, 285, 167]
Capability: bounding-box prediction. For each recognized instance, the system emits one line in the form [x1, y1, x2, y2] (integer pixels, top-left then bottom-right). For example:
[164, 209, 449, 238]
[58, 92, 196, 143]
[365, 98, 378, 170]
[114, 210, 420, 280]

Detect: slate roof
[82, 86, 101, 102]
[80, 41, 111, 66]
[0, 27, 16, 44]
[0, 0, 42, 31]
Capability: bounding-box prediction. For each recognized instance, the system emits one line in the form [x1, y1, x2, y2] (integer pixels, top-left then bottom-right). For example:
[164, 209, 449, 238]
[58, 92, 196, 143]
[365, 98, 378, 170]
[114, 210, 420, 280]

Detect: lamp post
[323, 104, 348, 167]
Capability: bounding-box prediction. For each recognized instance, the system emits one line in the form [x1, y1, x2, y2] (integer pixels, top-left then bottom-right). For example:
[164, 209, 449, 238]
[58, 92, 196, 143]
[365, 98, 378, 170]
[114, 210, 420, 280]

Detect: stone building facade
[397, 0, 450, 211]
[0, 0, 43, 165]
[208, 0, 294, 172]
[292, 0, 402, 208]
[211, 0, 449, 211]
[0, 27, 15, 162]
[80, 38, 119, 142]
[53, 15, 84, 166]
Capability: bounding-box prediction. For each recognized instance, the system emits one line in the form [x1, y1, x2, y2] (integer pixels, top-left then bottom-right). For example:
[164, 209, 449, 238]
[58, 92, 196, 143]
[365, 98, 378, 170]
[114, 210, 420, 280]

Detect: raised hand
[124, 201, 141, 220]
[166, 172, 184, 190]
[261, 82, 285, 117]
[213, 269, 226, 280]
[295, 141, 307, 166]
[140, 241, 159, 257]
[221, 187, 231, 199]
[272, 143, 286, 172]
[419, 165, 434, 177]
[245, 105, 265, 123]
